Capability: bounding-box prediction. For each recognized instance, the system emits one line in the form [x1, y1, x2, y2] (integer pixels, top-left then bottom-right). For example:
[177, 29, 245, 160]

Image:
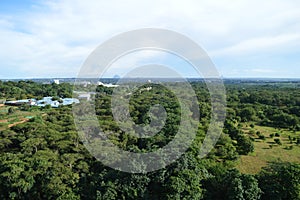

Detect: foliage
[258, 162, 300, 200]
[0, 80, 299, 199]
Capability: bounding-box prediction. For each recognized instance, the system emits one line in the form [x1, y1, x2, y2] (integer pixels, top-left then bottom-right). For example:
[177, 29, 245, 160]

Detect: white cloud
[0, 0, 300, 78]
[211, 34, 300, 57]
[249, 68, 276, 73]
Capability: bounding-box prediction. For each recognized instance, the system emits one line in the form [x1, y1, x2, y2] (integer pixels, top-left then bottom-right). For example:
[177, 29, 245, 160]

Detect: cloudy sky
[0, 0, 300, 78]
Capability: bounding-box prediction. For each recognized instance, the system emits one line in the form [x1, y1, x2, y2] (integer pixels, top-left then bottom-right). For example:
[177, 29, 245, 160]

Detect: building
[78, 93, 91, 101]
[53, 79, 60, 84]
[5, 99, 36, 106]
[97, 81, 119, 87]
[5, 97, 80, 108]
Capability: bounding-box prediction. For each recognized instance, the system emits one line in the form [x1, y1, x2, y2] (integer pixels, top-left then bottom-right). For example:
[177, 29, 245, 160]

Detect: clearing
[236, 123, 300, 174]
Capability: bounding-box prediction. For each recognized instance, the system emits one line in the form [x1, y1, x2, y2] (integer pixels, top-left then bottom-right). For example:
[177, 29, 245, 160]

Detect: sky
[0, 0, 300, 78]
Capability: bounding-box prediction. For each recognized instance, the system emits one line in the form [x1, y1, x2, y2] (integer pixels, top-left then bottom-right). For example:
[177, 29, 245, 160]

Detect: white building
[97, 81, 119, 88]
[53, 79, 60, 84]
[78, 93, 91, 101]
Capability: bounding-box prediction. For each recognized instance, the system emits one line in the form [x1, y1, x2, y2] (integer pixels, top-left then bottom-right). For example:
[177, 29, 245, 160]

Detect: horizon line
[1, 77, 300, 80]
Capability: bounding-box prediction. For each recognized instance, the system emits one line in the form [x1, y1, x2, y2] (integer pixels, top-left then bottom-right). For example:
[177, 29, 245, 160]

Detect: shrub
[259, 135, 266, 140]
[8, 107, 16, 115]
[249, 130, 256, 135]
[274, 138, 282, 145]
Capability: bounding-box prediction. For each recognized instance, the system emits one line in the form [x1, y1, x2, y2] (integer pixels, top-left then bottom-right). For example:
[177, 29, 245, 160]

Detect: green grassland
[236, 123, 300, 174]
[0, 105, 42, 130]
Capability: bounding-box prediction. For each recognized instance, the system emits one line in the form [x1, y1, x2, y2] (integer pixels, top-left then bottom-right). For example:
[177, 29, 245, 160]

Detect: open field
[236, 124, 300, 174]
[0, 106, 42, 130]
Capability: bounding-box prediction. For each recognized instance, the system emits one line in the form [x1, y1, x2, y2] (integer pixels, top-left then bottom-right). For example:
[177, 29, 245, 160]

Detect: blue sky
[0, 0, 33, 14]
[0, 0, 300, 78]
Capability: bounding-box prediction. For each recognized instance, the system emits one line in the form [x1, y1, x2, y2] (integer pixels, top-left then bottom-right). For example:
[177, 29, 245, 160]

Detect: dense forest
[0, 80, 299, 199]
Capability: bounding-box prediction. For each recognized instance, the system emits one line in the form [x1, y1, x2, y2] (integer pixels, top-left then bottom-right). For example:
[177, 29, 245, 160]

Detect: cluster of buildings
[5, 97, 80, 108]
[74, 81, 119, 88]
[3, 80, 119, 108]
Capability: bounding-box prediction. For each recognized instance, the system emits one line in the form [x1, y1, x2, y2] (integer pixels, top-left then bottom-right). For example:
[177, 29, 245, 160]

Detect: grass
[0, 106, 43, 130]
[236, 123, 300, 174]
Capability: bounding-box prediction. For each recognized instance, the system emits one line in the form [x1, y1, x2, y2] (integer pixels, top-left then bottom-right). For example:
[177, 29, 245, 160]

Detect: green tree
[236, 135, 254, 155]
[239, 107, 256, 122]
[8, 107, 16, 115]
[203, 168, 261, 200]
[258, 162, 300, 200]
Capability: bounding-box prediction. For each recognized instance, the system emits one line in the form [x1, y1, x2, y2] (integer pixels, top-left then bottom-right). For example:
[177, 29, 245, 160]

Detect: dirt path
[2, 113, 47, 129]
[8, 118, 30, 128]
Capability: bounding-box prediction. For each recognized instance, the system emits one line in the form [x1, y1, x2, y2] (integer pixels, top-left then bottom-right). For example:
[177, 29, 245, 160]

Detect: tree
[274, 138, 282, 145]
[8, 107, 16, 115]
[258, 162, 300, 200]
[239, 107, 256, 122]
[0, 153, 35, 199]
[203, 168, 261, 200]
[44, 104, 51, 109]
[236, 135, 254, 155]
[162, 153, 208, 200]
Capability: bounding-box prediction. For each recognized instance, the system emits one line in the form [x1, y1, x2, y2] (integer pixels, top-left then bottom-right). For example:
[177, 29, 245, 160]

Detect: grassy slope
[0, 106, 42, 130]
[236, 123, 300, 174]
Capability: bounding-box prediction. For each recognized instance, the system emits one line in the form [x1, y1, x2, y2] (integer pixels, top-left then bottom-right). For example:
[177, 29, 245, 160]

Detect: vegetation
[0, 80, 73, 100]
[0, 80, 299, 199]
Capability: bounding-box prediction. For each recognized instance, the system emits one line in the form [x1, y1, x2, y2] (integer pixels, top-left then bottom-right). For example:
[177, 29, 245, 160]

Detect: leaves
[0, 81, 299, 199]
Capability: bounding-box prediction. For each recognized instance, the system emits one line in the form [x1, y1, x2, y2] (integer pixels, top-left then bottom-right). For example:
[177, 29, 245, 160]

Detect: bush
[259, 135, 266, 140]
[256, 131, 263, 138]
[275, 132, 280, 137]
[249, 130, 256, 135]
[8, 107, 15, 115]
[237, 135, 254, 155]
[274, 138, 282, 145]
[269, 133, 274, 138]
[44, 104, 52, 110]
[20, 104, 30, 111]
